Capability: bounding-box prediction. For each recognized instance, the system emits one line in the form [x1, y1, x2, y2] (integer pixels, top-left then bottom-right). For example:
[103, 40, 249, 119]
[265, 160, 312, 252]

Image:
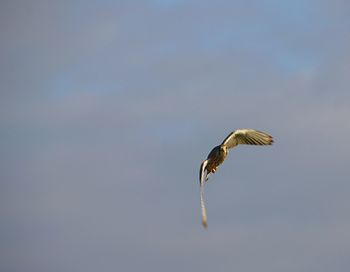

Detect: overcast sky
[1, 1, 350, 272]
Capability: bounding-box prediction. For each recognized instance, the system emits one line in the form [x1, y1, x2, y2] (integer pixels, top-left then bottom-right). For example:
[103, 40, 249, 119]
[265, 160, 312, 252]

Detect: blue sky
[1, 1, 350, 271]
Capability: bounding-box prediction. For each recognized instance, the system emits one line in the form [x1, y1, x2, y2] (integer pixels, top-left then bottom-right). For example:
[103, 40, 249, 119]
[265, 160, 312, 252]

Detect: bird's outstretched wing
[199, 160, 208, 228]
[221, 129, 273, 149]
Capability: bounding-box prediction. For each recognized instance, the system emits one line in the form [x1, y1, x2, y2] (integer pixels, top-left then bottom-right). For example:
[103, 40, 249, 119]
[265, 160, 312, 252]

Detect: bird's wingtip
[202, 221, 208, 229]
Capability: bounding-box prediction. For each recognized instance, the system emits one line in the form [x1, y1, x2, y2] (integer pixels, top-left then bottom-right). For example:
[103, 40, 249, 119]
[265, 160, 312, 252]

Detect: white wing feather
[199, 160, 208, 228]
[221, 129, 273, 149]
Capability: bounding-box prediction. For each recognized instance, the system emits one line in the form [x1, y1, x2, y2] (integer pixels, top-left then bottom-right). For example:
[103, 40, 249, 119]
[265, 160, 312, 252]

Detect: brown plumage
[199, 129, 273, 228]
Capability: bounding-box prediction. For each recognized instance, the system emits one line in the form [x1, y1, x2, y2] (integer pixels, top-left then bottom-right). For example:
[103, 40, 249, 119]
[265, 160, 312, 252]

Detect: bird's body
[199, 129, 273, 228]
[205, 145, 228, 174]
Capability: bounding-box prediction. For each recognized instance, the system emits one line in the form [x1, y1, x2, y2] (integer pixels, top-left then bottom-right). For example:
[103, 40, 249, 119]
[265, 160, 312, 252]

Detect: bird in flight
[199, 129, 273, 228]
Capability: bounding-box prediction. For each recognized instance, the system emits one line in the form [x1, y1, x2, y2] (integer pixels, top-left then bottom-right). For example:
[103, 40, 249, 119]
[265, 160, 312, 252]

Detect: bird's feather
[199, 160, 208, 185]
[221, 129, 273, 149]
[199, 160, 208, 228]
[200, 183, 208, 228]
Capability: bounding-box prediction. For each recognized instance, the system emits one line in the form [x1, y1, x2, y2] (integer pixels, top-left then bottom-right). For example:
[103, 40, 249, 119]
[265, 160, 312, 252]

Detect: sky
[1, 0, 350, 271]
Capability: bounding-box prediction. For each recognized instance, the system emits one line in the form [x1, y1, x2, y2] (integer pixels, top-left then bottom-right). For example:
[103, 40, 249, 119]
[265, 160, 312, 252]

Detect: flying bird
[199, 129, 273, 228]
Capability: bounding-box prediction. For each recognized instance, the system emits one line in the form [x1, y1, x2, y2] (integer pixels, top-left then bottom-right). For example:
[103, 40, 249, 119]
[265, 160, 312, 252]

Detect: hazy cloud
[1, 1, 350, 272]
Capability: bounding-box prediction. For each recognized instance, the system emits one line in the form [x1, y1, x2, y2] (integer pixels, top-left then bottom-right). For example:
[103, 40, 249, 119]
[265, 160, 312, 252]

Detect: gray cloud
[1, 1, 350, 272]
